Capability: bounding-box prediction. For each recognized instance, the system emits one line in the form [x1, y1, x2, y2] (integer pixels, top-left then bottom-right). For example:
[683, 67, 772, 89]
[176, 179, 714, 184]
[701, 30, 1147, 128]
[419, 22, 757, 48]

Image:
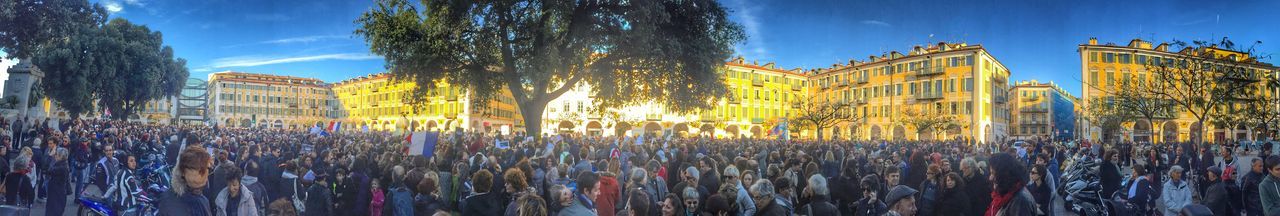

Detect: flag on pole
[328, 121, 341, 132]
[406, 131, 439, 157]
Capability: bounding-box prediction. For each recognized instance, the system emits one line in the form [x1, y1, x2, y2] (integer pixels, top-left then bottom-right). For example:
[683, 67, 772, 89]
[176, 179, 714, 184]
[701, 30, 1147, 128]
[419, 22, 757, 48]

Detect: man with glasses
[750, 179, 788, 216]
[722, 166, 755, 216]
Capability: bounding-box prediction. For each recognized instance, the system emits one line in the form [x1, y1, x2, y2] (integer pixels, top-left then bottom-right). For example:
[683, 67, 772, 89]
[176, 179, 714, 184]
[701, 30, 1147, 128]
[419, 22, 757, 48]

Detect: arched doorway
[274, 119, 284, 128]
[725, 125, 740, 138]
[831, 126, 841, 140]
[426, 120, 438, 131]
[615, 122, 633, 136]
[643, 122, 662, 136]
[750, 125, 763, 138]
[947, 125, 962, 140]
[240, 118, 251, 128]
[700, 124, 716, 136]
[586, 121, 603, 136]
[919, 127, 935, 141]
[558, 120, 576, 133]
[1162, 121, 1178, 143]
[410, 120, 420, 131]
[1134, 120, 1151, 143]
[893, 125, 906, 141]
[870, 125, 882, 140]
[1235, 124, 1249, 141]
[673, 123, 689, 137]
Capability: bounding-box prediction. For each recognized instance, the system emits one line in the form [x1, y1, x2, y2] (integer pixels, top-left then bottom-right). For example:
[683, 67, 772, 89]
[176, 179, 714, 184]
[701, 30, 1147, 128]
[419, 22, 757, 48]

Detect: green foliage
[355, 0, 745, 136]
[0, 0, 107, 59]
[34, 18, 188, 119]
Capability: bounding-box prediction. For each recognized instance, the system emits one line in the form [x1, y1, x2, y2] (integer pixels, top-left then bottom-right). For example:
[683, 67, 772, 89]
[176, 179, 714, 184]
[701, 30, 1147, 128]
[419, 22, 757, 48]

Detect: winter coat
[387, 185, 414, 216]
[413, 193, 443, 216]
[596, 175, 620, 216]
[558, 195, 597, 216]
[306, 182, 334, 216]
[460, 192, 505, 216]
[1205, 179, 1233, 216]
[757, 198, 791, 216]
[240, 175, 269, 214]
[45, 160, 72, 216]
[916, 180, 939, 216]
[963, 173, 991, 216]
[1099, 161, 1122, 198]
[1261, 174, 1280, 216]
[1242, 171, 1266, 216]
[1027, 181, 1051, 216]
[800, 195, 840, 216]
[371, 188, 385, 216]
[1161, 179, 1192, 216]
[351, 172, 373, 216]
[992, 188, 1037, 216]
[215, 185, 260, 216]
[934, 187, 971, 216]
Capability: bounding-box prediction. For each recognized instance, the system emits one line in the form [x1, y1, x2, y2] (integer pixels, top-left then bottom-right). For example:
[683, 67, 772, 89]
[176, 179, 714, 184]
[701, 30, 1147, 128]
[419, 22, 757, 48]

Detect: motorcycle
[1059, 154, 1111, 216]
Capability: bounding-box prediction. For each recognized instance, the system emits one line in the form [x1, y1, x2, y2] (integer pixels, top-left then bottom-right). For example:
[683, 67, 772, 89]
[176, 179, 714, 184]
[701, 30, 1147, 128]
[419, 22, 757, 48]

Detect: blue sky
[4, 0, 1278, 97]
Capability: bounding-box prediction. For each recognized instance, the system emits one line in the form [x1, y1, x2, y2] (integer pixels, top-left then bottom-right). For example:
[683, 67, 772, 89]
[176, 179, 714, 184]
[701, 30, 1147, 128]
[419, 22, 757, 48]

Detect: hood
[241, 175, 259, 185]
[282, 171, 298, 179]
[170, 157, 189, 195]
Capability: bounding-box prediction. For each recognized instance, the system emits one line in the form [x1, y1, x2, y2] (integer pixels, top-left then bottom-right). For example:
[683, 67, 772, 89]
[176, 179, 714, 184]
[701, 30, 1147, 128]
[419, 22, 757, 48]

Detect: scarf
[984, 181, 1025, 216]
[576, 193, 596, 210]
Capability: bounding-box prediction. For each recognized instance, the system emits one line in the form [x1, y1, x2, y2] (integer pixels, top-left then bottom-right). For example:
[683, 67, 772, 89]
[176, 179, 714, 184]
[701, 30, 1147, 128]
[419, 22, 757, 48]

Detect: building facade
[207, 71, 342, 129]
[1010, 80, 1077, 141]
[808, 42, 1012, 143]
[1079, 38, 1280, 143]
[331, 74, 522, 134]
[177, 78, 208, 125]
[541, 57, 809, 138]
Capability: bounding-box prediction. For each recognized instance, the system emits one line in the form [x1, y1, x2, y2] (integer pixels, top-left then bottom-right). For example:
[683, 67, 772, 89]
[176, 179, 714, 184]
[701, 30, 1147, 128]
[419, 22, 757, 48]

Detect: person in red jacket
[596, 160, 622, 216]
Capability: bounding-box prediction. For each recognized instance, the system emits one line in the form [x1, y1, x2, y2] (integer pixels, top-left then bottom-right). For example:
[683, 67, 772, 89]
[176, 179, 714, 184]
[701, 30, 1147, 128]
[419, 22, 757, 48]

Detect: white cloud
[263, 35, 348, 44]
[103, 1, 124, 13]
[122, 0, 145, 7]
[860, 20, 892, 27]
[726, 0, 769, 58]
[0, 57, 14, 91]
[208, 53, 381, 68]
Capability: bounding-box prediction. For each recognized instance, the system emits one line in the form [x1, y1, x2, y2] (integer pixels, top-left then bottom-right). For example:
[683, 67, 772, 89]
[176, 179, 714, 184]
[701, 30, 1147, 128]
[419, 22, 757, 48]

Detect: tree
[1109, 78, 1175, 143]
[0, 0, 107, 59]
[34, 18, 188, 119]
[792, 96, 862, 141]
[355, 0, 745, 137]
[1144, 38, 1264, 145]
[901, 107, 959, 141]
[1084, 97, 1129, 143]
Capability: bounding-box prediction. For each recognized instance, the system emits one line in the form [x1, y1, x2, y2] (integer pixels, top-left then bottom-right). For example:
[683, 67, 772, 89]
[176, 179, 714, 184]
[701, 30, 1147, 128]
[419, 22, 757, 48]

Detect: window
[896, 84, 902, 96]
[1089, 69, 1099, 85]
[966, 55, 975, 66]
[965, 78, 974, 91]
[909, 83, 917, 94]
[1090, 52, 1098, 62]
[1104, 53, 1115, 63]
[1119, 54, 1131, 64]
[949, 79, 956, 92]
[1136, 55, 1147, 65]
[1106, 69, 1115, 87]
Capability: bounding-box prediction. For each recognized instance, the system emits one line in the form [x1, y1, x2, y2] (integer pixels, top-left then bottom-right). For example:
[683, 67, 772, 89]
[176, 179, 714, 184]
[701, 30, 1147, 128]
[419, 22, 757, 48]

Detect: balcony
[1019, 108, 1049, 113]
[993, 75, 1008, 83]
[699, 115, 719, 122]
[916, 67, 945, 77]
[445, 94, 458, 101]
[791, 85, 802, 91]
[752, 118, 765, 124]
[728, 97, 741, 104]
[915, 91, 944, 100]
[1020, 95, 1041, 102]
[994, 95, 1008, 104]
[752, 79, 764, 86]
[853, 98, 868, 105]
[1224, 70, 1261, 83]
[856, 78, 869, 84]
[836, 81, 848, 87]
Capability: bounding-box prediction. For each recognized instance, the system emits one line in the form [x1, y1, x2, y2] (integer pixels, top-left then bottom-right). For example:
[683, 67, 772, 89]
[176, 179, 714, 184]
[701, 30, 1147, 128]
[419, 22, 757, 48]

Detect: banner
[495, 139, 510, 149]
[406, 131, 439, 157]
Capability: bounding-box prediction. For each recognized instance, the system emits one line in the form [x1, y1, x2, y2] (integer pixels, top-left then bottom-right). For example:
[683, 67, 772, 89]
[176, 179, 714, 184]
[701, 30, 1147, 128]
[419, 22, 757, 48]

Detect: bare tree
[1144, 38, 1263, 145]
[1084, 97, 1130, 143]
[793, 96, 863, 141]
[1111, 79, 1176, 143]
[901, 107, 959, 141]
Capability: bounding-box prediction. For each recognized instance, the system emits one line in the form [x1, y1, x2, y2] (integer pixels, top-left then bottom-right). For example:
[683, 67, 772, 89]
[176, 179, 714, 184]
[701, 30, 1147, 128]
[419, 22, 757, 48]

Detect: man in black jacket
[1241, 158, 1266, 216]
[306, 171, 333, 216]
[960, 157, 990, 216]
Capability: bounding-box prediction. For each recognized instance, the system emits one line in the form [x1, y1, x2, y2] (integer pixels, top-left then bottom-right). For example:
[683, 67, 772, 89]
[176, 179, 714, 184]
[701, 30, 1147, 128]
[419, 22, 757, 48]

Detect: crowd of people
[0, 116, 1278, 216]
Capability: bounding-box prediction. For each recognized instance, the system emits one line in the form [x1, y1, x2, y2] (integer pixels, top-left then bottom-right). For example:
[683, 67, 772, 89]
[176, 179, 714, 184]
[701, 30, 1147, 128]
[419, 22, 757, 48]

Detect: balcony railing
[836, 81, 848, 87]
[916, 67, 945, 76]
[856, 78, 869, 84]
[752, 79, 764, 86]
[728, 97, 741, 104]
[791, 85, 802, 91]
[1019, 108, 1049, 113]
[915, 91, 944, 100]
[752, 118, 765, 124]
[994, 95, 1008, 104]
[1021, 95, 1041, 102]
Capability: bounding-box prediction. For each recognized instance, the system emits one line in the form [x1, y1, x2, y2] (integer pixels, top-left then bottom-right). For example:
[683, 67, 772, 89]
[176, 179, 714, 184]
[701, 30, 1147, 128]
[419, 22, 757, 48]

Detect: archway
[869, 125, 882, 140]
[1162, 121, 1178, 143]
[410, 120, 420, 131]
[673, 123, 689, 137]
[893, 125, 906, 141]
[643, 122, 662, 136]
[831, 126, 841, 140]
[586, 121, 603, 136]
[615, 122, 633, 137]
[274, 119, 284, 129]
[919, 127, 935, 141]
[426, 120, 438, 131]
[947, 125, 962, 140]
[700, 124, 716, 136]
[240, 118, 251, 128]
[725, 125, 740, 138]
[558, 120, 576, 133]
[750, 125, 763, 138]
[1235, 124, 1249, 141]
[1133, 120, 1151, 143]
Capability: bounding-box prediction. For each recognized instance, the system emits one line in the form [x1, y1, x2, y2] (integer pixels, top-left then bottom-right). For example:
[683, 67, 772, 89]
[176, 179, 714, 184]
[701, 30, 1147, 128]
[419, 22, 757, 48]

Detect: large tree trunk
[520, 101, 548, 142]
[815, 126, 824, 141]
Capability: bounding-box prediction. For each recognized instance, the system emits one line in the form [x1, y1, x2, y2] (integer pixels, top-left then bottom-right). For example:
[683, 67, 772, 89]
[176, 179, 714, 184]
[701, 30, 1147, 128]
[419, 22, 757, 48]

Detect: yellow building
[809, 42, 1012, 143]
[1079, 38, 1280, 143]
[541, 57, 808, 138]
[207, 71, 342, 129]
[1010, 80, 1078, 141]
[331, 74, 522, 134]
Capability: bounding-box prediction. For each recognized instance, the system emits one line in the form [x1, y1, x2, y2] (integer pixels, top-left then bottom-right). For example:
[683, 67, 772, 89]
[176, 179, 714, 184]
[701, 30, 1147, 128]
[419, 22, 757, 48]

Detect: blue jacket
[387, 185, 414, 216]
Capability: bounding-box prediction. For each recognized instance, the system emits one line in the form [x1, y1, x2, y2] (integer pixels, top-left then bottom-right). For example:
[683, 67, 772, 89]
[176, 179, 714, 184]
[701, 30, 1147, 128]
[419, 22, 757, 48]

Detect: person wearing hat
[305, 170, 333, 216]
[854, 175, 887, 216]
[884, 185, 918, 216]
[1203, 166, 1232, 216]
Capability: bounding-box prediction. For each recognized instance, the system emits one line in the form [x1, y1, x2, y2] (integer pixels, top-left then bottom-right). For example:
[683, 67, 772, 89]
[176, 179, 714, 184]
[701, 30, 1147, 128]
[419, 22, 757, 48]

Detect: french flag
[405, 131, 439, 157]
[328, 121, 341, 132]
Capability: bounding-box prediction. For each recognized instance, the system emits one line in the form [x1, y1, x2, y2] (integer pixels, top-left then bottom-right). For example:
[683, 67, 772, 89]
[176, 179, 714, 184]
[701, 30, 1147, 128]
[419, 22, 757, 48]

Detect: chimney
[1088, 37, 1098, 45]
[763, 62, 775, 69]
